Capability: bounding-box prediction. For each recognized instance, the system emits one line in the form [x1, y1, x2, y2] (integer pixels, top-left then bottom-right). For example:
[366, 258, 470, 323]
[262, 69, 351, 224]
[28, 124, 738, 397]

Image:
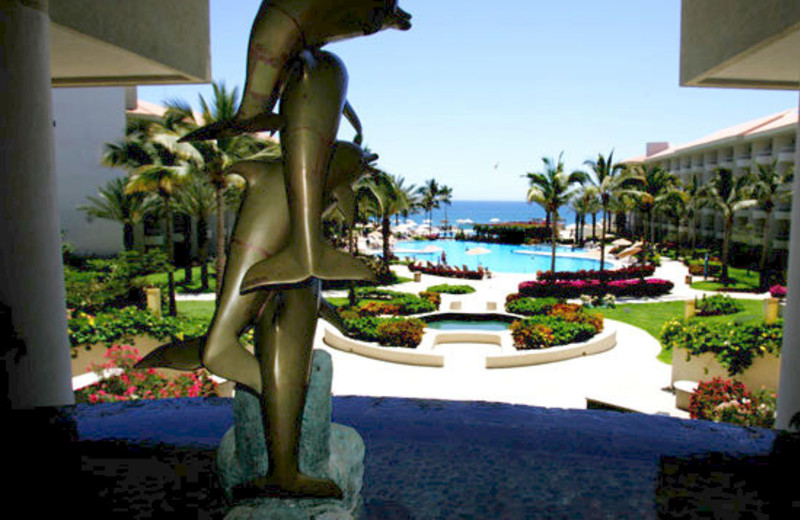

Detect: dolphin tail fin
[135, 336, 205, 371]
[240, 243, 376, 293]
[179, 113, 283, 142]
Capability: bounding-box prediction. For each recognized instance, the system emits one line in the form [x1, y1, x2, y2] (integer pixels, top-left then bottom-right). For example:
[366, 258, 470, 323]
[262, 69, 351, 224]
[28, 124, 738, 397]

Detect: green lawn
[690, 266, 762, 292]
[588, 298, 769, 364]
[177, 296, 774, 368]
[145, 264, 217, 294]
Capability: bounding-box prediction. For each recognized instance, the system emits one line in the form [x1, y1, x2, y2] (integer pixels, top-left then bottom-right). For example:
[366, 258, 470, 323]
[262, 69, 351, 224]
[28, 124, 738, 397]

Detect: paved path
[175, 256, 772, 418]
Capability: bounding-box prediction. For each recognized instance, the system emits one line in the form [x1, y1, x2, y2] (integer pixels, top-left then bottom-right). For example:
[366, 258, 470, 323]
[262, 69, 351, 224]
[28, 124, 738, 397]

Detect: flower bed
[337, 311, 426, 349]
[508, 302, 604, 350]
[518, 278, 673, 299]
[408, 262, 484, 280]
[74, 345, 219, 403]
[689, 377, 775, 428]
[355, 289, 439, 316]
[536, 264, 655, 282]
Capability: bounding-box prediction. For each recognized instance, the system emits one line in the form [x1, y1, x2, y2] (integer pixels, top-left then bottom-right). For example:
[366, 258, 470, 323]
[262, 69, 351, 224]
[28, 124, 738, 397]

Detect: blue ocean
[405, 200, 576, 227]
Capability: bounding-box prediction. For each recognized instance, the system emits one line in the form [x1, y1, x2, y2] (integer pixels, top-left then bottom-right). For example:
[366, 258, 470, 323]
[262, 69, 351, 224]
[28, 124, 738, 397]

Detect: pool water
[425, 320, 509, 331]
[395, 239, 604, 274]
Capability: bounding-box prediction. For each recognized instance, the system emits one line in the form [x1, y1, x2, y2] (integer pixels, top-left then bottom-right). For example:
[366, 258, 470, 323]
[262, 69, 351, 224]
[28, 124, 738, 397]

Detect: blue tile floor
[69, 396, 795, 519]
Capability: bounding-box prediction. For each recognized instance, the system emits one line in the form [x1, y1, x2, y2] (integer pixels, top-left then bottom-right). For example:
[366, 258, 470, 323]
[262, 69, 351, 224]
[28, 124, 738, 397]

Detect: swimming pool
[394, 240, 605, 274]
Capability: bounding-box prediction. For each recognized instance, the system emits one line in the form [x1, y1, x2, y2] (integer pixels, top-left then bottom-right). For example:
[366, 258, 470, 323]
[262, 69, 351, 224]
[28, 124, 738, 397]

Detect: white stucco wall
[52, 86, 126, 256]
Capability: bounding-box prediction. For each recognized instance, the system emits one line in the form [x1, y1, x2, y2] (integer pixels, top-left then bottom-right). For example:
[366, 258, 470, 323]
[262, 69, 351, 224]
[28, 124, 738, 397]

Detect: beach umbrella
[466, 246, 491, 268]
[615, 246, 641, 258]
[611, 238, 632, 247]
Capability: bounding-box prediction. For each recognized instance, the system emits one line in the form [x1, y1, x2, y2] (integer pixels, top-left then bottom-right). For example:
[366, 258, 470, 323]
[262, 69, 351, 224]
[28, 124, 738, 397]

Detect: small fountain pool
[421, 312, 518, 332]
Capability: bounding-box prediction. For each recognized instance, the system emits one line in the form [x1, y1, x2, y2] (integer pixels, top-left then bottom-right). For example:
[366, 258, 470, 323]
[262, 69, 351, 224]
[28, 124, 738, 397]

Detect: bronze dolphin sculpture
[179, 0, 411, 142]
[136, 141, 375, 393]
[239, 49, 379, 291]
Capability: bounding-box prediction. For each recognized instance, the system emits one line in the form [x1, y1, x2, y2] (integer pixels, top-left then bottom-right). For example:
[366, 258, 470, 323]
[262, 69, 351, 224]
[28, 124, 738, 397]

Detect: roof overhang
[680, 0, 800, 90]
[49, 0, 211, 87]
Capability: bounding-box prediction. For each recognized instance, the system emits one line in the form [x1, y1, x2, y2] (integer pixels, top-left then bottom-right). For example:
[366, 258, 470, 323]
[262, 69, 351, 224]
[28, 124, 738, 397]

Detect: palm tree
[172, 174, 216, 291]
[699, 168, 755, 282]
[78, 177, 153, 250]
[630, 164, 679, 244]
[526, 153, 587, 272]
[742, 161, 793, 289]
[162, 82, 280, 292]
[570, 185, 599, 247]
[682, 174, 702, 252]
[126, 162, 191, 315]
[583, 152, 642, 273]
[416, 179, 441, 233]
[437, 185, 453, 236]
[358, 171, 410, 268]
[103, 115, 201, 315]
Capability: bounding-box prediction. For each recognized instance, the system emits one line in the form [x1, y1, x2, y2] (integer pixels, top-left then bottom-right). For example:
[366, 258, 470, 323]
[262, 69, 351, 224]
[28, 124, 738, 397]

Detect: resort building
[626, 107, 797, 263]
[1, 0, 211, 409]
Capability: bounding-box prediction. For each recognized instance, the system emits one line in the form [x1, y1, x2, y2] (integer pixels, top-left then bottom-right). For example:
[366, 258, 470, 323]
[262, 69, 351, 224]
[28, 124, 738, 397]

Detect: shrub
[659, 319, 783, 376]
[536, 264, 655, 282]
[695, 294, 744, 316]
[339, 313, 425, 348]
[355, 289, 438, 315]
[408, 262, 484, 280]
[689, 377, 775, 428]
[505, 296, 559, 316]
[67, 306, 206, 354]
[510, 316, 598, 350]
[417, 291, 441, 308]
[687, 260, 722, 277]
[425, 284, 476, 294]
[770, 285, 787, 299]
[74, 344, 218, 403]
[376, 318, 425, 348]
[518, 278, 673, 299]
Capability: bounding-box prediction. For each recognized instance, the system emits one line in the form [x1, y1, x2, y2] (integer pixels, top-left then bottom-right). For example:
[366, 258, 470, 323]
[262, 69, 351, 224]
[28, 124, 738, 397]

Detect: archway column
[0, 0, 74, 408]
[776, 89, 800, 430]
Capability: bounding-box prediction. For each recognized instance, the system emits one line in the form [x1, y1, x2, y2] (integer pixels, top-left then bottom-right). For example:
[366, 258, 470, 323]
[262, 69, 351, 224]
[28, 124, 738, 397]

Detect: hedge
[536, 264, 655, 282]
[518, 278, 673, 299]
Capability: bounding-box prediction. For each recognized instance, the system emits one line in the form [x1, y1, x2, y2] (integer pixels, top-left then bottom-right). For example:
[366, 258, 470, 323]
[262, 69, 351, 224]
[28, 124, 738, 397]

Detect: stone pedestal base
[217, 350, 364, 519]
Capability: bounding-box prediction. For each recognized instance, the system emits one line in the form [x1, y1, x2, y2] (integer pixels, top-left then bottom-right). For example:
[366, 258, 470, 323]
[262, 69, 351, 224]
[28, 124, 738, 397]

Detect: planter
[671, 346, 780, 392]
[71, 334, 162, 378]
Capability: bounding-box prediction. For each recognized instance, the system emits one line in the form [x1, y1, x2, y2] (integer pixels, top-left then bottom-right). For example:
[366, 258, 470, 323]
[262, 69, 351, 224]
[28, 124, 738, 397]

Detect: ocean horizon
[404, 200, 577, 228]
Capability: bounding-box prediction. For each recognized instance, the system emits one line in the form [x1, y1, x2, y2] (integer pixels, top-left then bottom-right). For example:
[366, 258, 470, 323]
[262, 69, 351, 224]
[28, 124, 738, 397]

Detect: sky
[139, 0, 798, 201]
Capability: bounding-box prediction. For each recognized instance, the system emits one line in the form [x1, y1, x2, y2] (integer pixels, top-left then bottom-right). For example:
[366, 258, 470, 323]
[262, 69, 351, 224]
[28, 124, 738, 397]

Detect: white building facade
[631, 108, 797, 264]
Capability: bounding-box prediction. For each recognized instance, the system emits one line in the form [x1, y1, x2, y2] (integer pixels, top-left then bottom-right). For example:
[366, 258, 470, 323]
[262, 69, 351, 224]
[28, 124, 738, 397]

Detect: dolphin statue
[179, 0, 411, 142]
[135, 141, 375, 394]
[239, 49, 379, 291]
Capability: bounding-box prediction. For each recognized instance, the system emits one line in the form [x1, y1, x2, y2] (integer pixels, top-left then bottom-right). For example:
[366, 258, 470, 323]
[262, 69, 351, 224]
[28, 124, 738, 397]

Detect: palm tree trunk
[551, 210, 558, 272]
[382, 215, 391, 268]
[123, 223, 135, 251]
[600, 208, 607, 273]
[214, 182, 226, 297]
[198, 216, 210, 291]
[164, 198, 177, 316]
[591, 212, 597, 241]
[759, 212, 772, 290]
[721, 218, 732, 282]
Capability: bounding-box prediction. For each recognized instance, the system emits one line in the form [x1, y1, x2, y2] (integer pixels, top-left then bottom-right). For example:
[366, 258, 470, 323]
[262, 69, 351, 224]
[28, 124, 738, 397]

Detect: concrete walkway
[176, 256, 773, 418]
